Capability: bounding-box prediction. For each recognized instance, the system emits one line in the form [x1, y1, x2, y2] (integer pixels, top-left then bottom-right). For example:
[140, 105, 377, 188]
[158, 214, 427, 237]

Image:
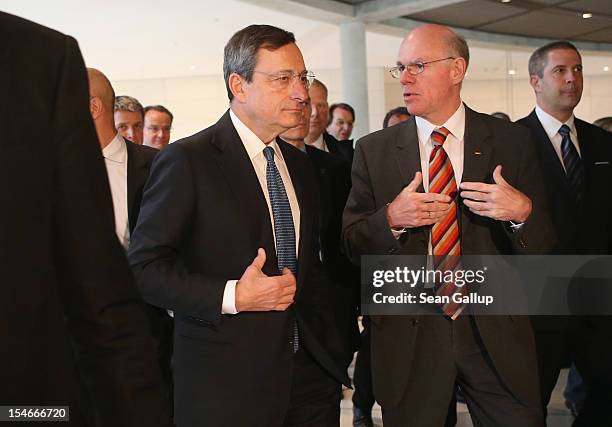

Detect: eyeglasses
[145, 126, 172, 133]
[389, 57, 455, 78]
[253, 70, 315, 89]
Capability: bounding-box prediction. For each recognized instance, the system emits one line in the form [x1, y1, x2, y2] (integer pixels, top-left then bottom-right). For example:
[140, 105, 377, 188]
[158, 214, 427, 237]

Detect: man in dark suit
[517, 41, 612, 426]
[128, 25, 350, 427]
[0, 12, 170, 427]
[87, 68, 174, 406]
[305, 79, 354, 164]
[342, 24, 554, 426]
[280, 99, 360, 369]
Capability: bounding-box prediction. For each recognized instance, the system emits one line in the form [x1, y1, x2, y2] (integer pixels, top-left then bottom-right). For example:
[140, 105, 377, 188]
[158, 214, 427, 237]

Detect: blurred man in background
[143, 105, 173, 149]
[115, 95, 144, 144]
[327, 102, 355, 141]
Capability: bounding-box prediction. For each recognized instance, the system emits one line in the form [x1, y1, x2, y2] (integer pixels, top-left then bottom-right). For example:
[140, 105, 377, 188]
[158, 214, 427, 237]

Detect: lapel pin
[474, 150, 482, 156]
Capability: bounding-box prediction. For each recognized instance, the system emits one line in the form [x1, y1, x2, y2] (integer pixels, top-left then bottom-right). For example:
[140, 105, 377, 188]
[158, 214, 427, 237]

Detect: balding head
[397, 24, 468, 124]
[87, 68, 117, 149]
[403, 24, 469, 68]
[87, 68, 115, 114]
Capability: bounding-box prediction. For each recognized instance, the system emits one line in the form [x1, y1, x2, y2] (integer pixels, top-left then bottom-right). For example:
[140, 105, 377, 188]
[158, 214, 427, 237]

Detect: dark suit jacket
[0, 12, 169, 427]
[517, 110, 612, 254]
[126, 139, 158, 233]
[124, 139, 173, 379]
[305, 144, 360, 360]
[129, 111, 350, 427]
[342, 106, 555, 408]
[324, 131, 354, 164]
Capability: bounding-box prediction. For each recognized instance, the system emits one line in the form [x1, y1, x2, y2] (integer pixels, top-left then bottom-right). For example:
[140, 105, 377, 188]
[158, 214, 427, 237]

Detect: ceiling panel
[574, 26, 612, 42]
[410, 0, 526, 28]
[563, 0, 612, 15]
[478, 9, 610, 39]
[528, 0, 568, 5]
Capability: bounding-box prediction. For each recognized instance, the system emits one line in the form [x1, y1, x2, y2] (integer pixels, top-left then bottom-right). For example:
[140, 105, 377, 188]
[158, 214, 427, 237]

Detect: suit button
[519, 239, 526, 248]
[410, 318, 419, 326]
[387, 248, 396, 254]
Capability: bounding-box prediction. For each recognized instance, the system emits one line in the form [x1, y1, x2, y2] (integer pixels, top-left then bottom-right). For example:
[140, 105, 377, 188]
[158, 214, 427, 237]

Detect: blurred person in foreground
[0, 11, 169, 427]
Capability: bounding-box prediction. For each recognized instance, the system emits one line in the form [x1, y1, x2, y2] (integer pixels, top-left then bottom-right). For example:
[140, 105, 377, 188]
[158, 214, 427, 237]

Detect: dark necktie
[263, 146, 298, 352]
[558, 124, 583, 204]
[429, 127, 465, 319]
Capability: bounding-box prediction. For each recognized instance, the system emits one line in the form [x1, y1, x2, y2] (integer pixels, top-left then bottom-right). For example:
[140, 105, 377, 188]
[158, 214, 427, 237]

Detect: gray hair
[114, 95, 144, 119]
[310, 79, 328, 98]
[528, 41, 581, 77]
[223, 24, 295, 101]
[593, 117, 612, 132]
[446, 32, 470, 67]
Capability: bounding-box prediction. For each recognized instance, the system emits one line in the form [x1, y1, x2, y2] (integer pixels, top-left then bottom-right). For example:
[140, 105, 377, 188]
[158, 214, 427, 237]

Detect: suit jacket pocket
[176, 315, 228, 343]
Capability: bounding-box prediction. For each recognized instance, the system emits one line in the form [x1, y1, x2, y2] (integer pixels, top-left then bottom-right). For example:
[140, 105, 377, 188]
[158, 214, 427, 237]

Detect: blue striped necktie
[263, 146, 299, 352]
[558, 124, 583, 204]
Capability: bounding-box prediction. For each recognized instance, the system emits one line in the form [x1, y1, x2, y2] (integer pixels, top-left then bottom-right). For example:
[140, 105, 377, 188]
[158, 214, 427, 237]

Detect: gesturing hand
[459, 165, 532, 223]
[235, 248, 296, 312]
[387, 172, 452, 229]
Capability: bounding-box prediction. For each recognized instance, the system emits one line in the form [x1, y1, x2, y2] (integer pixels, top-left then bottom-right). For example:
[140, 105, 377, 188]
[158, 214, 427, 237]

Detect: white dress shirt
[535, 105, 581, 171]
[221, 109, 301, 314]
[309, 133, 329, 152]
[102, 133, 130, 248]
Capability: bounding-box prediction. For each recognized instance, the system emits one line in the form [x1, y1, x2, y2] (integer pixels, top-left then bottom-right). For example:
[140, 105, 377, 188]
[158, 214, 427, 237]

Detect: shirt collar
[102, 133, 127, 163]
[229, 108, 285, 163]
[535, 105, 576, 141]
[312, 133, 325, 151]
[415, 102, 466, 147]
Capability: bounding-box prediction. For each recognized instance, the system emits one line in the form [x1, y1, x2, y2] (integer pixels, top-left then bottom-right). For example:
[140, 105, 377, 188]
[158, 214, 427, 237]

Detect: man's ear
[451, 57, 467, 85]
[529, 75, 541, 93]
[89, 96, 101, 120]
[228, 73, 247, 103]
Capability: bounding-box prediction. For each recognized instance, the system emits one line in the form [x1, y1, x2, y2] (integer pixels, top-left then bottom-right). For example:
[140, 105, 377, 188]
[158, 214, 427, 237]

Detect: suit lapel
[394, 117, 422, 188]
[526, 110, 573, 201]
[461, 107, 494, 240]
[126, 141, 147, 232]
[210, 111, 278, 273]
[395, 118, 428, 246]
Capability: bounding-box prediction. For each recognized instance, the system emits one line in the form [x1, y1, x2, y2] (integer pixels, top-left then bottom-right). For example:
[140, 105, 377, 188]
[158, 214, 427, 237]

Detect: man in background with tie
[343, 24, 554, 426]
[518, 41, 612, 426]
[129, 24, 350, 427]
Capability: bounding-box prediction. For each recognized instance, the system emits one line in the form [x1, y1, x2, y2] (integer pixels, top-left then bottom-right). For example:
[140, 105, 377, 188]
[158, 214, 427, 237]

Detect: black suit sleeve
[342, 140, 403, 264]
[504, 128, 556, 254]
[53, 36, 170, 427]
[128, 143, 227, 326]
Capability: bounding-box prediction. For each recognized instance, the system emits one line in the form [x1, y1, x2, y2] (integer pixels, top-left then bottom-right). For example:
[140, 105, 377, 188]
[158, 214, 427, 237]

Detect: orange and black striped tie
[429, 127, 465, 319]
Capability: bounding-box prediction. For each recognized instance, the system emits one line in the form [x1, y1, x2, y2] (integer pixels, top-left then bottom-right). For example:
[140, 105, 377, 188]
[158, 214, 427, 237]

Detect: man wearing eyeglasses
[143, 105, 173, 149]
[129, 24, 350, 427]
[343, 24, 554, 426]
